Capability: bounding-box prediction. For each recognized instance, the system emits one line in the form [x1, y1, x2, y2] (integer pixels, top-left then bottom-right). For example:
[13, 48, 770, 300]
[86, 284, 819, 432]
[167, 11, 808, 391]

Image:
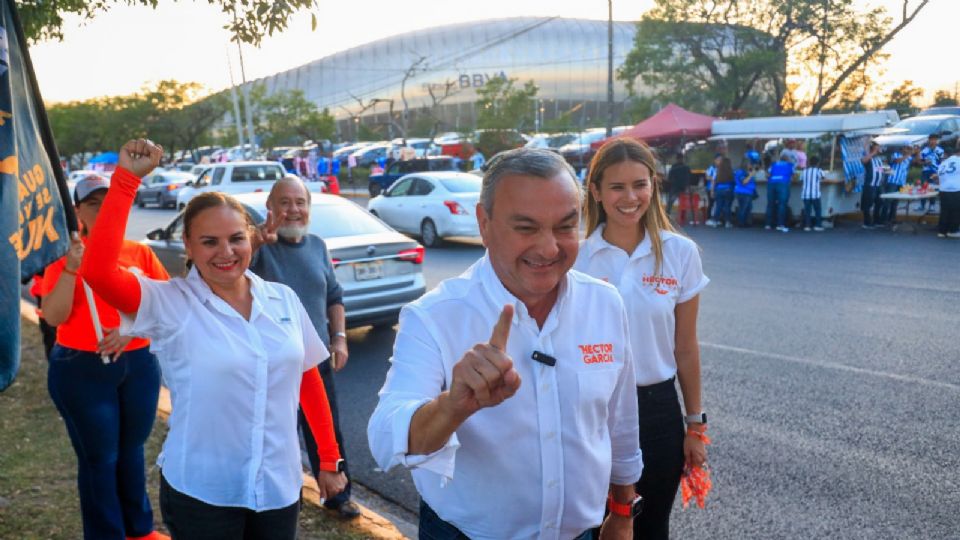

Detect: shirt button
[548, 479, 558, 488]
[545, 431, 556, 440]
[541, 383, 550, 392]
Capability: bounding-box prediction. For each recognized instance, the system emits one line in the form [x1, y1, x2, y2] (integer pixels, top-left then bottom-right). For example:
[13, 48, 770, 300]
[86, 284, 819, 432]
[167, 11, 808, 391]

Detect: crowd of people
[659, 133, 960, 237]
[33, 136, 713, 539]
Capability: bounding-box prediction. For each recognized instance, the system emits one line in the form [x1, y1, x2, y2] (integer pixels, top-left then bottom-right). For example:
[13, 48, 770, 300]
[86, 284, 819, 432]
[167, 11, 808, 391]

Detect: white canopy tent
[710, 110, 900, 140]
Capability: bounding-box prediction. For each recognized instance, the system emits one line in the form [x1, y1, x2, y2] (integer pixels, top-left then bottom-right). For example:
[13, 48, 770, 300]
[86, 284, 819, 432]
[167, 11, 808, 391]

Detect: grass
[0, 317, 370, 539]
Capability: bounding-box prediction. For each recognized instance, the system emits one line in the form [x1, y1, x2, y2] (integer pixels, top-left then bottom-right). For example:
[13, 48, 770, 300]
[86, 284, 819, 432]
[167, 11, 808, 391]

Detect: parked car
[350, 143, 391, 167]
[143, 192, 426, 328]
[175, 161, 287, 209]
[916, 106, 960, 117]
[558, 129, 609, 165]
[524, 132, 577, 150]
[135, 171, 196, 209]
[367, 171, 481, 247]
[367, 156, 458, 196]
[333, 142, 374, 165]
[873, 114, 960, 152]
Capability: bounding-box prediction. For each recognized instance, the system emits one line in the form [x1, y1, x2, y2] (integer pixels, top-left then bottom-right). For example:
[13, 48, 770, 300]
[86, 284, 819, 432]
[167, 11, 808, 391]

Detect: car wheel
[420, 218, 441, 248]
[368, 182, 382, 197]
[369, 209, 379, 217]
[136, 195, 145, 208]
[178, 202, 186, 211]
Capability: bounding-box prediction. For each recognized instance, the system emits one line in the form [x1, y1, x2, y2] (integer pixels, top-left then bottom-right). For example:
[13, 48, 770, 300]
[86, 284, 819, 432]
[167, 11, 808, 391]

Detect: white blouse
[575, 226, 709, 386]
[121, 267, 328, 510]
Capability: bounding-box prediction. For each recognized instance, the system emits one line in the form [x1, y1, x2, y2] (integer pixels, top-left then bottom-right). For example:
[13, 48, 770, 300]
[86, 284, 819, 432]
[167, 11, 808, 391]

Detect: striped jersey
[866, 156, 884, 187]
[920, 145, 944, 173]
[889, 153, 912, 186]
[801, 167, 824, 199]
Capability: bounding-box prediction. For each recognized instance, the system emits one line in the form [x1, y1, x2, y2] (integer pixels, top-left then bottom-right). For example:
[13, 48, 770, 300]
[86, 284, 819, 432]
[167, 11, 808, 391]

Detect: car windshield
[247, 202, 389, 238]
[439, 177, 481, 193]
[162, 173, 195, 183]
[895, 118, 943, 135]
[547, 134, 576, 147]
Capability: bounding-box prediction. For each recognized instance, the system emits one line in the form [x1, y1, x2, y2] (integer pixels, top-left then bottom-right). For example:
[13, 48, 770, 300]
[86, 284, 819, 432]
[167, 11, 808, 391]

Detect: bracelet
[62, 267, 78, 276]
[332, 331, 347, 340]
[686, 427, 711, 444]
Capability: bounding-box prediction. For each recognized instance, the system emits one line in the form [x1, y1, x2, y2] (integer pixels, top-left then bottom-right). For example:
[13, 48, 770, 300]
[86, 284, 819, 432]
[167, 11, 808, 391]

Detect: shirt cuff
[610, 450, 643, 486]
[678, 275, 710, 304]
[391, 398, 460, 482]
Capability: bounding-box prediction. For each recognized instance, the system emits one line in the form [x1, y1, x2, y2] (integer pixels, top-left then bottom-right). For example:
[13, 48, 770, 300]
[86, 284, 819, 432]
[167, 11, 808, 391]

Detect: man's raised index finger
[488, 304, 514, 351]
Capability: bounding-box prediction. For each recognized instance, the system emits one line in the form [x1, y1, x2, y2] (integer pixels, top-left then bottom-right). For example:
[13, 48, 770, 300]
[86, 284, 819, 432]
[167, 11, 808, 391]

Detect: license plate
[353, 261, 384, 281]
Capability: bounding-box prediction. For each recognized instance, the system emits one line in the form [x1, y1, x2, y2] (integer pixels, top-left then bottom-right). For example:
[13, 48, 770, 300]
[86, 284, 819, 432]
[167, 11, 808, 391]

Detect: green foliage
[885, 80, 923, 117]
[475, 77, 538, 131]
[16, 0, 318, 46]
[622, 0, 929, 116]
[619, 16, 784, 116]
[47, 80, 227, 160]
[256, 88, 335, 148]
[933, 90, 958, 107]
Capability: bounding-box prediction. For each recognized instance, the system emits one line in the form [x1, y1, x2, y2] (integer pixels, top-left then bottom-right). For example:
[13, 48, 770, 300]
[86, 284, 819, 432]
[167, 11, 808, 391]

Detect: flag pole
[5, 0, 78, 234]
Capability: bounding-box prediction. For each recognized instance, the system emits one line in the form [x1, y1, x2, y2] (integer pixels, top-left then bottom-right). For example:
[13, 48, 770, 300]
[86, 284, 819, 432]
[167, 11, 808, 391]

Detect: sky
[27, 0, 957, 106]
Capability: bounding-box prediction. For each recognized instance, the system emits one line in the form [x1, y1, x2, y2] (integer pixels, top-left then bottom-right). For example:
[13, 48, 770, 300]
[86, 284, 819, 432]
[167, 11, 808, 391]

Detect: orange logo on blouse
[579, 343, 614, 364]
[642, 274, 678, 295]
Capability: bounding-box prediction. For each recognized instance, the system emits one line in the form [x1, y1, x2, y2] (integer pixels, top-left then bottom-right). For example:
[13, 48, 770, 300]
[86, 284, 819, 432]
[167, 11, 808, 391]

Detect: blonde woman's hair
[583, 138, 678, 276]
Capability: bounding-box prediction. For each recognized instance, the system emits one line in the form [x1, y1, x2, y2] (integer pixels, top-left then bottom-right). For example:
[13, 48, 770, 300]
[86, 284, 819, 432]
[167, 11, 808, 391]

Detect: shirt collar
[185, 266, 282, 320]
[582, 223, 653, 260]
[475, 253, 570, 331]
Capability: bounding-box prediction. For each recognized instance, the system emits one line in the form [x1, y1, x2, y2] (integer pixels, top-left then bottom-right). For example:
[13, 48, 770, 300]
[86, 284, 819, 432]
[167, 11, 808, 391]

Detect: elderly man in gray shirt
[250, 175, 360, 519]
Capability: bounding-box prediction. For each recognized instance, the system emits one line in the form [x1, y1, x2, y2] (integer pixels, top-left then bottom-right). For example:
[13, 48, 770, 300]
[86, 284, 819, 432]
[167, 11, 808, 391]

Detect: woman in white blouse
[82, 139, 345, 539]
[574, 138, 709, 540]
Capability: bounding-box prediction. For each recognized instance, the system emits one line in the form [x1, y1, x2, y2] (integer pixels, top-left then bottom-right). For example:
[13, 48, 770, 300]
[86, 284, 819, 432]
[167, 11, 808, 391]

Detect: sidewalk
[14, 300, 412, 539]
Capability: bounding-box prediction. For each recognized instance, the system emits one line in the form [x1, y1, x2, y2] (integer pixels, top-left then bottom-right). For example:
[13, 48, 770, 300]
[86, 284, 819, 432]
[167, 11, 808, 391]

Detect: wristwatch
[319, 459, 345, 473]
[607, 494, 643, 518]
[332, 331, 347, 340]
[684, 412, 707, 424]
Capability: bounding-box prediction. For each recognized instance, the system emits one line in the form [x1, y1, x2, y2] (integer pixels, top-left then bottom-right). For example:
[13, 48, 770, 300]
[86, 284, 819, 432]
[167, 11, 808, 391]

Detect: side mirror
[146, 228, 166, 241]
[185, 180, 194, 187]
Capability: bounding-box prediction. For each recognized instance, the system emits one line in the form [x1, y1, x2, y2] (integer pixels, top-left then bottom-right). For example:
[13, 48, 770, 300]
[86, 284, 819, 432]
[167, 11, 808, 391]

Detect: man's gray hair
[479, 147, 579, 215]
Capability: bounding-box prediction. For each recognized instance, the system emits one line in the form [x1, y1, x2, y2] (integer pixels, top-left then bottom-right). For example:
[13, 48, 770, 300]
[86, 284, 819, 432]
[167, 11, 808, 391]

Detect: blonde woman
[574, 138, 709, 540]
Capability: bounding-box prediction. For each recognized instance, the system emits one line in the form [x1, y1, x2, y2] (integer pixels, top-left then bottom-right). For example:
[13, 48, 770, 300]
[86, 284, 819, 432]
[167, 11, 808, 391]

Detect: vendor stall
[710, 111, 899, 225]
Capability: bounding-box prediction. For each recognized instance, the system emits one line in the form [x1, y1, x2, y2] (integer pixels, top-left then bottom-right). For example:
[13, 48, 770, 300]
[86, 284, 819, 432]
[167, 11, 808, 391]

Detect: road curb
[18, 298, 412, 540]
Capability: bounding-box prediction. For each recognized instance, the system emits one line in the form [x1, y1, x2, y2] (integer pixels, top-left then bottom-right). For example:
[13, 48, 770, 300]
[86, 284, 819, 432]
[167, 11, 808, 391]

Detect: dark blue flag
[0, 0, 73, 391]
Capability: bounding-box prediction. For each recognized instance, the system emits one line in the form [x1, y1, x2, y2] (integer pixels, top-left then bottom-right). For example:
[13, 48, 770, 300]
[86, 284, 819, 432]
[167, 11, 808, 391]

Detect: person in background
[931, 145, 960, 238]
[576, 138, 709, 539]
[800, 156, 825, 232]
[765, 154, 795, 232]
[706, 156, 734, 228]
[703, 154, 720, 224]
[82, 139, 346, 539]
[665, 153, 692, 219]
[734, 164, 758, 227]
[30, 272, 58, 359]
[860, 142, 884, 229]
[881, 145, 917, 226]
[41, 174, 171, 540]
[249, 176, 362, 520]
[918, 133, 944, 214]
[367, 147, 641, 540]
[469, 145, 486, 171]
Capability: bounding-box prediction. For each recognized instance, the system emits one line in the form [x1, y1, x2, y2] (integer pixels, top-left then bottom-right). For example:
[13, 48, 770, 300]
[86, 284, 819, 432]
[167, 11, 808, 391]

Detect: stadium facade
[248, 17, 644, 138]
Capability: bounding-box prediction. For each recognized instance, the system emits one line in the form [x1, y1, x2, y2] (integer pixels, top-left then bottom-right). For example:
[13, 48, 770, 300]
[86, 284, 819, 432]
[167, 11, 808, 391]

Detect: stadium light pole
[606, 0, 614, 138]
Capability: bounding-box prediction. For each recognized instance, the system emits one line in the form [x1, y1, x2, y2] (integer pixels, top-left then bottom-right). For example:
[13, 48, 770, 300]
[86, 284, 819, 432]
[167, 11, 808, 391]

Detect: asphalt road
[126, 205, 960, 539]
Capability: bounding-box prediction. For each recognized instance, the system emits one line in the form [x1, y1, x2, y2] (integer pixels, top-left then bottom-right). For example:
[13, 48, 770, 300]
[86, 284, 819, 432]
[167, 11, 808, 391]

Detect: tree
[475, 77, 538, 131]
[18, 0, 319, 45]
[933, 90, 958, 107]
[621, 0, 931, 116]
[619, 16, 785, 116]
[258, 89, 335, 148]
[885, 80, 923, 117]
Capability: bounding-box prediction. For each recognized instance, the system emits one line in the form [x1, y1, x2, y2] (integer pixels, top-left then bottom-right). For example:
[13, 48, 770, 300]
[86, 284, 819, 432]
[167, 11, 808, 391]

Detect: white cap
[73, 174, 110, 204]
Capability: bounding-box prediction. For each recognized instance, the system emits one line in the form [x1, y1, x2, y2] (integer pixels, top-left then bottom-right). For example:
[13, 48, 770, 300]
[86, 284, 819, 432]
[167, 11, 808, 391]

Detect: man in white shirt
[368, 148, 642, 540]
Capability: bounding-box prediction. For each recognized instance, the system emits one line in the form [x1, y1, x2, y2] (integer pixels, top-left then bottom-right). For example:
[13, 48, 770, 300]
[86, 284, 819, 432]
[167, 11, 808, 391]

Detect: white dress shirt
[121, 267, 328, 511]
[367, 255, 641, 540]
[575, 226, 709, 386]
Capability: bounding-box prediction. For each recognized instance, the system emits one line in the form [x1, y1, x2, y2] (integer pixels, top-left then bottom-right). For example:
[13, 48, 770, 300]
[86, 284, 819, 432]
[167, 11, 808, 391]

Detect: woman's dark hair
[716, 156, 734, 184]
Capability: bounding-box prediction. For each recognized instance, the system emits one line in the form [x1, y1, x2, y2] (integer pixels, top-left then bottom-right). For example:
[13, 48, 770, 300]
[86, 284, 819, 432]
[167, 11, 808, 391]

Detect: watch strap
[607, 494, 642, 518]
[319, 459, 345, 473]
[684, 412, 707, 424]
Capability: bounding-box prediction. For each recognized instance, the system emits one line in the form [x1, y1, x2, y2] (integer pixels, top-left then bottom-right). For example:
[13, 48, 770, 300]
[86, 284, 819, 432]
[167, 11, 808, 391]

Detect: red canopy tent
[592, 104, 717, 150]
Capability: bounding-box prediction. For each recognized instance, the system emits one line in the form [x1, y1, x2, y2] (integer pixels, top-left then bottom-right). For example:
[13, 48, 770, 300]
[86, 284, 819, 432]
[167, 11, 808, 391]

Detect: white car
[367, 172, 482, 247]
[175, 161, 290, 209]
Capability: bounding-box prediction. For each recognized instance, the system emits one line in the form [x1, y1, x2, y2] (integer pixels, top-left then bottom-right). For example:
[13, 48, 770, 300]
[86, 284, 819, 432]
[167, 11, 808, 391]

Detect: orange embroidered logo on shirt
[578, 343, 614, 364]
[642, 274, 678, 295]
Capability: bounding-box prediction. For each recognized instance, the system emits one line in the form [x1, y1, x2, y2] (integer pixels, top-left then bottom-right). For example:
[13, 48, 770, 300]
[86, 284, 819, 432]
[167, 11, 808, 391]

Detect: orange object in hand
[680, 427, 712, 509]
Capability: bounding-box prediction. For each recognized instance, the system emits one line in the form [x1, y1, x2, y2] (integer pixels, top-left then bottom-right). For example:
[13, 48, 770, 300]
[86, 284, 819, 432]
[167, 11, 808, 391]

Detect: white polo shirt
[575, 226, 709, 386]
[367, 255, 641, 540]
[120, 267, 328, 511]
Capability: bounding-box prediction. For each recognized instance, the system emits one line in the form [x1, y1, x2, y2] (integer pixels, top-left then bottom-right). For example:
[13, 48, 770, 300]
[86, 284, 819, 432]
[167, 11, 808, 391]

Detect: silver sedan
[142, 192, 426, 329]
